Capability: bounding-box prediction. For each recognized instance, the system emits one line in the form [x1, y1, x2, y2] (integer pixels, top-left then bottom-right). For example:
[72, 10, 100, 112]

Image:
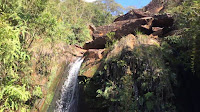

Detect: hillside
[0, 0, 200, 112]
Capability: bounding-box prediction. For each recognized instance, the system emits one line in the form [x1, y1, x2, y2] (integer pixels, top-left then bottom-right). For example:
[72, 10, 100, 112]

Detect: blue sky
[84, 0, 152, 9]
[115, 0, 151, 8]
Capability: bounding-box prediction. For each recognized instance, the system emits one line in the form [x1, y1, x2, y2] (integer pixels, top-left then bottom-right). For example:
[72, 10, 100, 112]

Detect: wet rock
[80, 49, 104, 77]
[81, 63, 101, 78]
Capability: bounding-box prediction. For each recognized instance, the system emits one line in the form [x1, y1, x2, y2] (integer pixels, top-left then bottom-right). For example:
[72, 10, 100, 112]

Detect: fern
[0, 85, 31, 111]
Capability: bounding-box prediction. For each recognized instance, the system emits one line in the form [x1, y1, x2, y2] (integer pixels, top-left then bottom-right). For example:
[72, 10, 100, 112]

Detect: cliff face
[78, 1, 182, 112]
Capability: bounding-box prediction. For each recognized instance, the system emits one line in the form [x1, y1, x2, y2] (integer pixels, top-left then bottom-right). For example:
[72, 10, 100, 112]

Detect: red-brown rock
[85, 4, 174, 50]
[93, 17, 154, 39]
[84, 17, 154, 49]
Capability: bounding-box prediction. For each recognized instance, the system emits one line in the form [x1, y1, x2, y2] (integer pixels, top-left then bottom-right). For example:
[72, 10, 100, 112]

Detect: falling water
[55, 58, 84, 112]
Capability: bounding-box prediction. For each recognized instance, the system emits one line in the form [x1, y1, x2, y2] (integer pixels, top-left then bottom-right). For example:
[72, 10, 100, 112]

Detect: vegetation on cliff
[81, 0, 200, 112]
[83, 34, 176, 112]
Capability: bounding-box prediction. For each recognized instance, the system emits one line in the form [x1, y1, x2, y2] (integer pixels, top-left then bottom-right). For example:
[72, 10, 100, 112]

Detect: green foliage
[0, 85, 31, 111]
[0, 16, 32, 111]
[33, 86, 43, 98]
[98, 0, 124, 16]
[87, 43, 176, 112]
[166, 0, 200, 75]
[119, 74, 134, 111]
[96, 80, 117, 100]
[135, 29, 143, 36]
[105, 32, 117, 48]
[0, 0, 121, 111]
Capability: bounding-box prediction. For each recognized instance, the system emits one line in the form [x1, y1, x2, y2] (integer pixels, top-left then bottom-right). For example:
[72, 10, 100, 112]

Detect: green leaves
[96, 80, 117, 100]
[33, 86, 43, 98]
[89, 41, 175, 111]
[144, 92, 153, 100]
[0, 85, 31, 111]
[0, 14, 32, 111]
[166, 0, 200, 75]
[0, 0, 122, 111]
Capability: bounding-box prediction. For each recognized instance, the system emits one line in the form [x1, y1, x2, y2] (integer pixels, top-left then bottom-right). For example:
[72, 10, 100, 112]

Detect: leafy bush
[0, 0, 121, 111]
[33, 86, 43, 98]
[0, 16, 32, 111]
[166, 0, 200, 75]
[105, 32, 116, 48]
[0, 85, 31, 111]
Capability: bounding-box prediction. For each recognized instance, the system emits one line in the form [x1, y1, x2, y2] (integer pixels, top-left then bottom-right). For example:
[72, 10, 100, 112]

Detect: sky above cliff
[115, 0, 151, 8]
[83, 0, 151, 8]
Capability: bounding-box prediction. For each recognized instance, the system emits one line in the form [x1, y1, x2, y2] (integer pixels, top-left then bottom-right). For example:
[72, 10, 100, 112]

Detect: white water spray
[55, 58, 84, 112]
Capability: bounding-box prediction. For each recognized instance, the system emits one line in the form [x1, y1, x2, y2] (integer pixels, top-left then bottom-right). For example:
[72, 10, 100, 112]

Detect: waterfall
[55, 57, 84, 112]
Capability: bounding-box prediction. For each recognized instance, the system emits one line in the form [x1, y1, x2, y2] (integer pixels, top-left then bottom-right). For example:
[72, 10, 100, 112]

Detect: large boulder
[83, 17, 154, 49]
[91, 17, 154, 39]
[152, 14, 173, 27]
[91, 14, 173, 40]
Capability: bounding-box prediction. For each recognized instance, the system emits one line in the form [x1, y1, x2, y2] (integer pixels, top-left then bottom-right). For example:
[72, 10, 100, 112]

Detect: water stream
[55, 58, 84, 112]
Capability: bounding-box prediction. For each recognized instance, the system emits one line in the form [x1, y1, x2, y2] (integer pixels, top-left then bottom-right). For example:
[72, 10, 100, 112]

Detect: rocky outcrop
[84, 12, 173, 49]
[82, 0, 181, 50]
[82, 0, 178, 77]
